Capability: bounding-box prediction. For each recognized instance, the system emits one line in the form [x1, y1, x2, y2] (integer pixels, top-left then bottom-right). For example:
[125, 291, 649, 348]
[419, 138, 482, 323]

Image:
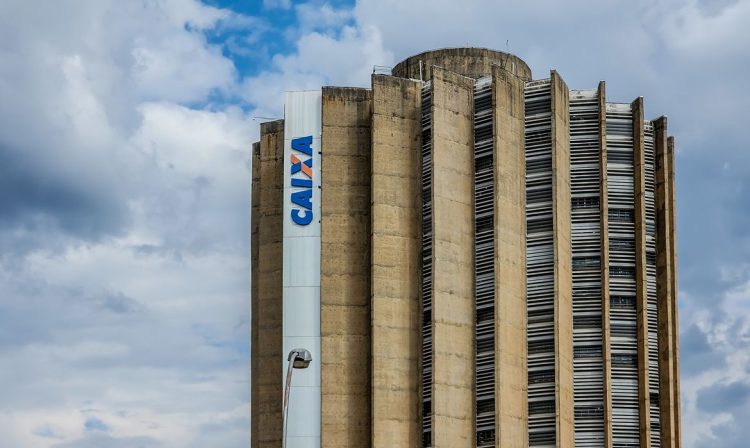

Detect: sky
[0, 0, 748, 446]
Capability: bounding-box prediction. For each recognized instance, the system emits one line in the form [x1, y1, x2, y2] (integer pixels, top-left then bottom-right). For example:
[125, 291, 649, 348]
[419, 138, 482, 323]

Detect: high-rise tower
[251, 47, 681, 448]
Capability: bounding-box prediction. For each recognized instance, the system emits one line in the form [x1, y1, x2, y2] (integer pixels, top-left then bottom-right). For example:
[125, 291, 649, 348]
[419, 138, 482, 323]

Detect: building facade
[251, 48, 681, 448]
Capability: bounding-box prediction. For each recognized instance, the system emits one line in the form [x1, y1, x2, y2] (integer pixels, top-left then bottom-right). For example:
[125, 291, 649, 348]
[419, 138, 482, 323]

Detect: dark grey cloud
[0, 0, 746, 446]
[697, 381, 750, 413]
[0, 143, 130, 253]
[0, 0, 252, 446]
[680, 324, 725, 374]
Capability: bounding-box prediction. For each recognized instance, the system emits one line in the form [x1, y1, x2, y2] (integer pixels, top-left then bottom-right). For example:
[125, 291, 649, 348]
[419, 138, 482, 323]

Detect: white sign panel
[282, 90, 321, 448]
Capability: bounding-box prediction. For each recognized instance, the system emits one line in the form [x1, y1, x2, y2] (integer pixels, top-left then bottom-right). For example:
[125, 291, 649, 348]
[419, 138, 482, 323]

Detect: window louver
[570, 89, 606, 447]
[420, 81, 433, 448]
[525, 79, 556, 448]
[474, 76, 496, 447]
[645, 121, 662, 446]
[606, 103, 640, 447]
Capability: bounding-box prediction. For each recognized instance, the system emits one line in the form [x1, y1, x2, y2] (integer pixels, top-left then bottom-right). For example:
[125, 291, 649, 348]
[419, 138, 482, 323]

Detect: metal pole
[282, 351, 296, 448]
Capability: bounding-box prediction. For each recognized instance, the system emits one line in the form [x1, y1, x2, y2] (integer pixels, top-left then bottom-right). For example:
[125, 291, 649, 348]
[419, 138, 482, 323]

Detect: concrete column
[667, 136, 682, 448]
[550, 70, 574, 448]
[255, 120, 285, 447]
[321, 87, 373, 447]
[654, 117, 677, 448]
[491, 65, 528, 447]
[429, 66, 476, 448]
[597, 82, 614, 448]
[632, 98, 652, 447]
[251, 142, 261, 448]
[370, 74, 422, 448]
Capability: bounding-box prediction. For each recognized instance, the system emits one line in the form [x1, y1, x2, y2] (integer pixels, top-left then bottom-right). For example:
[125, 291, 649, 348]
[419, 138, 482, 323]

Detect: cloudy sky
[0, 0, 748, 446]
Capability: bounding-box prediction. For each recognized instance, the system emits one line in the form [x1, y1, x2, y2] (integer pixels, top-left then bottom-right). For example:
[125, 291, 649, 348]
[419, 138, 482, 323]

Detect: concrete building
[251, 47, 681, 448]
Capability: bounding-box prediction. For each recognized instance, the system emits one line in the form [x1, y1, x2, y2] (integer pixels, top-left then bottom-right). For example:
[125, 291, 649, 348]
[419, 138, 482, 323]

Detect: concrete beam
[370, 74, 422, 448]
[597, 82, 614, 448]
[251, 142, 261, 448]
[491, 64, 528, 447]
[429, 66, 476, 448]
[254, 120, 285, 447]
[655, 117, 677, 448]
[321, 87, 373, 447]
[667, 136, 682, 448]
[550, 70, 574, 448]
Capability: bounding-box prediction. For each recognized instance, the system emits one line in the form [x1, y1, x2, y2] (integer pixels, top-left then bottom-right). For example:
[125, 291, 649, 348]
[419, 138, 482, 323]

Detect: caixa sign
[289, 135, 314, 225]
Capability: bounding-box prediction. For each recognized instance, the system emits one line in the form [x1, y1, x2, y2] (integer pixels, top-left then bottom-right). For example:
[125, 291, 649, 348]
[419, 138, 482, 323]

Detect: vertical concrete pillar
[597, 82, 614, 448]
[632, 98, 652, 447]
[251, 142, 261, 448]
[321, 87, 373, 447]
[255, 120, 285, 447]
[654, 117, 677, 448]
[429, 66, 476, 448]
[667, 136, 682, 448]
[491, 65, 528, 447]
[371, 74, 422, 448]
[550, 70, 574, 448]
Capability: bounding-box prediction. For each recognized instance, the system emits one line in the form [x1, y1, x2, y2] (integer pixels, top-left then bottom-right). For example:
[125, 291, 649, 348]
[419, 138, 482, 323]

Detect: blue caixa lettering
[290, 135, 314, 225]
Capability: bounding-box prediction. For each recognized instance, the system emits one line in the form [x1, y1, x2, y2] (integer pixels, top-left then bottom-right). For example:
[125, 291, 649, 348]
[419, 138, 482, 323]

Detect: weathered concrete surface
[667, 136, 682, 448]
[370, 74, 422, 448]
[491, 64, 528, 447]
[655, 117, 677, 448]
[597, 82, 614, 448]
[632, 97, 652, 447]
[429, 66, 475, 448]
[251, 142, 261, 448]
[550, 70, 574, 448]
[254, 120, 285, 447]
[393, 47, 532, 82]
[321, 87, 373, 447]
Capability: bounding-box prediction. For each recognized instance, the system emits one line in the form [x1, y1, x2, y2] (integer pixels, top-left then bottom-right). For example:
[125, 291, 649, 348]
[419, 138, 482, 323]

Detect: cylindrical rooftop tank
[392, 47, 532, 82]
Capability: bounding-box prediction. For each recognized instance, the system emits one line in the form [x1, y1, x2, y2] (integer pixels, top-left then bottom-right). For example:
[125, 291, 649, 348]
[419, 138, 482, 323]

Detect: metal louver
[569, 89, 605, 446]
[474, 76, 496, 447]
[420, 81, 433, 448]
[644, 121, 662, 447]
[606, 103, 641, 447]
[525, 79, 556, 448]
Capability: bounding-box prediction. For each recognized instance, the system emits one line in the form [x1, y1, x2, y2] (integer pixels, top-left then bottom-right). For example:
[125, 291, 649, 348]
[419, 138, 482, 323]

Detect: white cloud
[1, 0, 749, 446]
[661, 0, 750, 60]
[242, 23, 393, 117]
[0, 0, 254, 447]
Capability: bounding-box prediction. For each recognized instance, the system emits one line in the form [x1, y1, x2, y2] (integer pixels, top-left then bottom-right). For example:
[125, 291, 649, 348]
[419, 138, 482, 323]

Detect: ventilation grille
[525, 79, 556, 448]
[645, 121, 661, 447]
[606, 103, 640, 447]
[420, 82, 433, 448]
[570, 89, 605, 446]
[474, 76, 496, 447]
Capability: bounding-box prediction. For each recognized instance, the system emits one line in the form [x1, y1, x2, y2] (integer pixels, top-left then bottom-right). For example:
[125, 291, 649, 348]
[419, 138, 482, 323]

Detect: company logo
[290, 135, 314, 225]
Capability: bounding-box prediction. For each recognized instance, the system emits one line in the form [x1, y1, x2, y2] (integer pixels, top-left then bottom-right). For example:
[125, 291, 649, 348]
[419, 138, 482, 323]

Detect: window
[528, 370, 555, 384]
[529, 400, 556, 415]
[573, 256, 601, 270]
[609, 238, 634, 251]
[574, 345, 603, 358]
[609, 208, 634, 223]
[575, 405, 604, 419]
[528, 339, 554, 354]
[611, 353, 637, 365]
[610, 266, 635, 278]
[611, 296, 635, 309]
[572, 196, 600, 209]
